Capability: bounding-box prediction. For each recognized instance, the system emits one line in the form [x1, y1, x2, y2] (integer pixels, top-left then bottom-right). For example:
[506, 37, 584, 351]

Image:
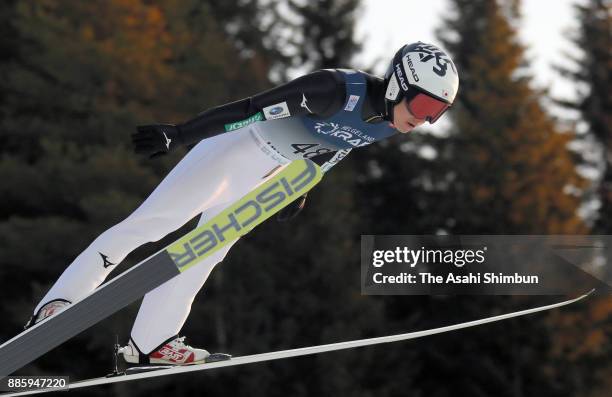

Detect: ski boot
[119, 336, 231, 367]
[24, 299, 71, 330]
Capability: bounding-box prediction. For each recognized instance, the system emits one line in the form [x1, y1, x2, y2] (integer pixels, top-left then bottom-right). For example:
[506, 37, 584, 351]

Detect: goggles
[403, 91, 450, 124]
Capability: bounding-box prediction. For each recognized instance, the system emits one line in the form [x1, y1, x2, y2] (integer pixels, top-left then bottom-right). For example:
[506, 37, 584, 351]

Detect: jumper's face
[391, 98, 426, 134]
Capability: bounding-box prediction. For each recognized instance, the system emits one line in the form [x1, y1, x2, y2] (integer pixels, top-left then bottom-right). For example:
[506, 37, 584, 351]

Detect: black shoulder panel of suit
[360, 71, 388, 122]
[178, 69, 347, 146]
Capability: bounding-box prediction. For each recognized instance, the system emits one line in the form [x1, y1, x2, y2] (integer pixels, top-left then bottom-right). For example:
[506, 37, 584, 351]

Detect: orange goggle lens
[406, 93, 450, 123]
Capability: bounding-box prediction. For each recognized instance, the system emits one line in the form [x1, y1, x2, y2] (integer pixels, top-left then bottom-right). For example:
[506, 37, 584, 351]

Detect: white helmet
[384, 42, 459, 123]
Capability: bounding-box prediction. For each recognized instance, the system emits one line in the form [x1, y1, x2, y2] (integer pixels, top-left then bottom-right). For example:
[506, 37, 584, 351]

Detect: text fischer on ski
[26, 42, 459, 366]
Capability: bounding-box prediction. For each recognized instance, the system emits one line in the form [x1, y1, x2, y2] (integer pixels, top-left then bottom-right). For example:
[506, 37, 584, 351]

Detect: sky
[355, 0, 584, 111]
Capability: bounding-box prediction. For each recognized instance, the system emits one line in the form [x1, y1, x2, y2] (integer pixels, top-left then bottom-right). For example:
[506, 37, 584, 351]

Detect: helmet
[384, 42, 459, 123]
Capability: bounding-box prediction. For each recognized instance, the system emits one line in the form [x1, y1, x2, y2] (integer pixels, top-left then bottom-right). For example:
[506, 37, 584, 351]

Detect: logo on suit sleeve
[162, 132, 172, 149]
[99, 252, 116, 268]
[263, 102, 291, 120]
[301, 94, 313, 113]
[344, 95, 360, 111]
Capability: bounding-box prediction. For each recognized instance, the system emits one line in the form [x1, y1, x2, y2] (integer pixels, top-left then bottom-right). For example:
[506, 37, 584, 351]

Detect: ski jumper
[34, 70, 397, 353]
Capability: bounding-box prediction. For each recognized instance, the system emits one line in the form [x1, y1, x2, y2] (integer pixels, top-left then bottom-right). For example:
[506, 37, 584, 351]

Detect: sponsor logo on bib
[313, 122, 374, 147]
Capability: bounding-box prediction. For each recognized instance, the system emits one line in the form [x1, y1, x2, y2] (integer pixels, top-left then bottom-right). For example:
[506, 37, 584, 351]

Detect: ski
[0, 290, 593, 396]
[114, 353, 232, 376]
[0, 159, 323, 379]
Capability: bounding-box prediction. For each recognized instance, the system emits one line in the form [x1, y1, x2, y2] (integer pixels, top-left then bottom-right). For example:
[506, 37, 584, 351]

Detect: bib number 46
[291, 143, 332, 158]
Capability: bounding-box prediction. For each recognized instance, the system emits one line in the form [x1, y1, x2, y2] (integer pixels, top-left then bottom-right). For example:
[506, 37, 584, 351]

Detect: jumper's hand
[132, 124, 182, 158]
[277, 194, 307, 222]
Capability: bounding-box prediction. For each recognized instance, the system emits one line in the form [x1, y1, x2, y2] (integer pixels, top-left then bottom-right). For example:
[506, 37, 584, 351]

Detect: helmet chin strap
[385, 100, 395, 124]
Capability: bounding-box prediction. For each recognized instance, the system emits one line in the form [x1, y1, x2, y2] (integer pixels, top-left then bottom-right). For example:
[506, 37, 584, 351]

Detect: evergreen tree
[206, 0, 291, 80]
[436, 0, 586, 234]
[556, 0, 611, 233]
[271, 0, 361, 74]
[420, 0, 588, 394]
[0, 0, 274, 387]
[551, 2, 612, 395]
